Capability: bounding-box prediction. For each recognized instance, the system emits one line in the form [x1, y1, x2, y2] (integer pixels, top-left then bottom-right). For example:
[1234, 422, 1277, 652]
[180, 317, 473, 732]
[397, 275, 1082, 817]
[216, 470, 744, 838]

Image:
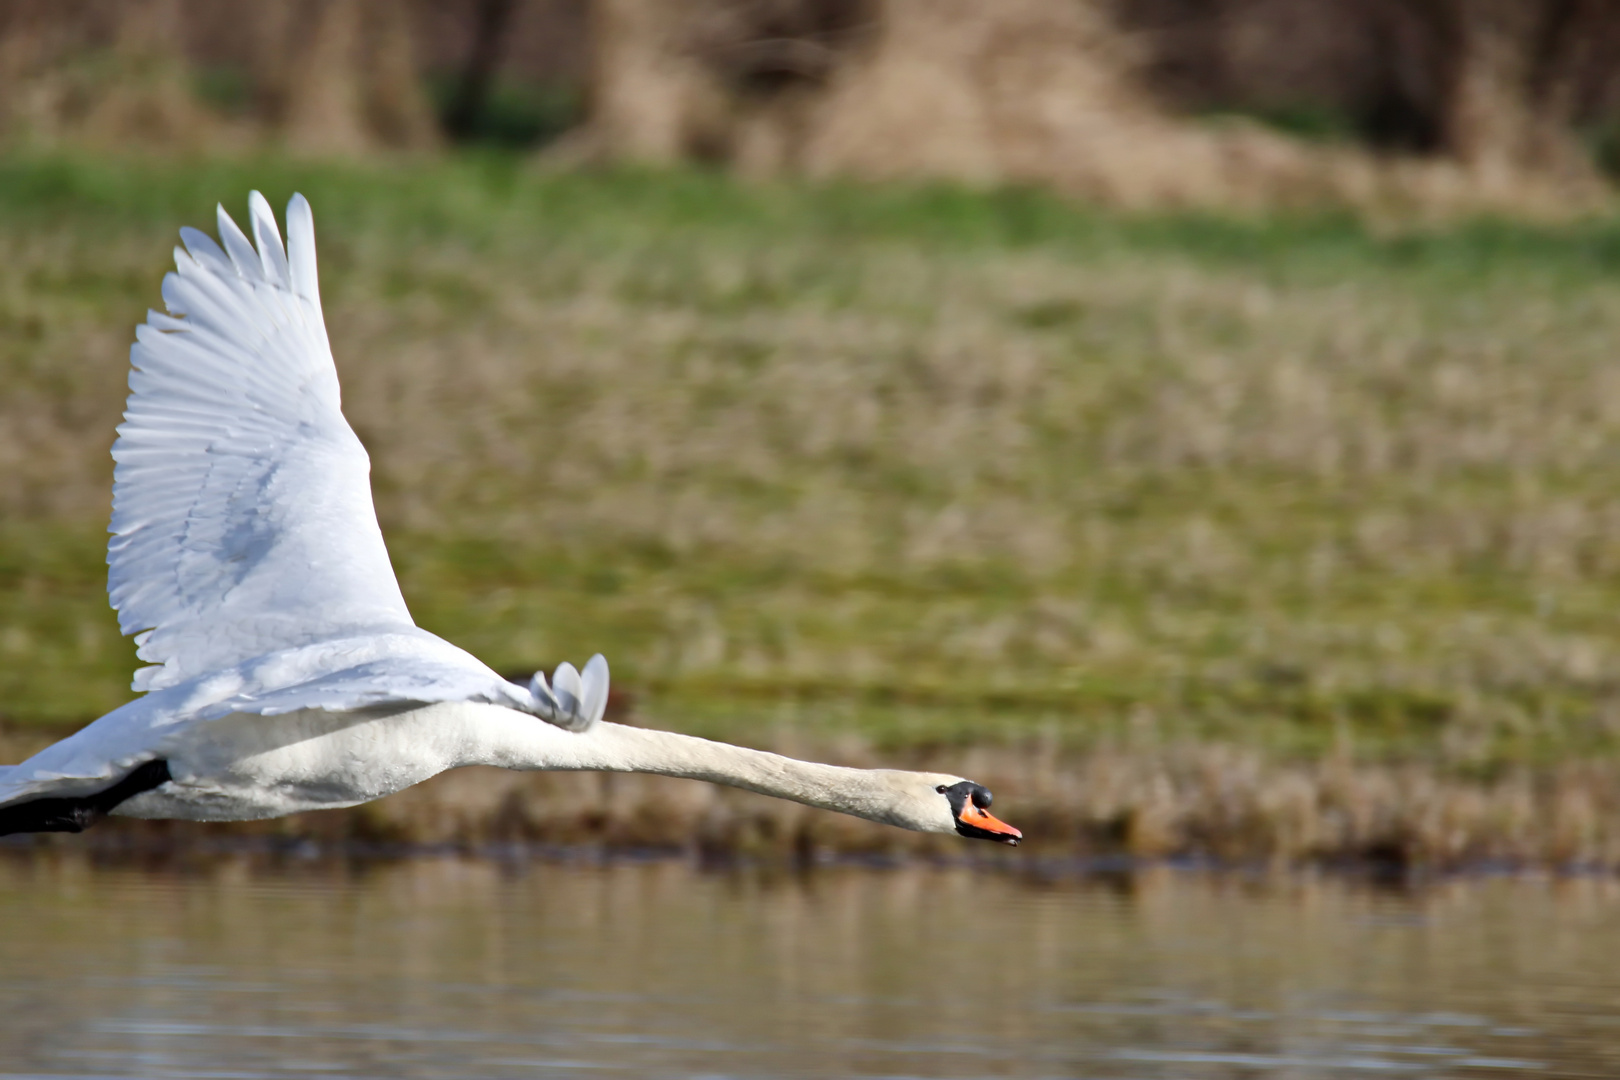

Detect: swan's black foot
[0, 759, 171, 836]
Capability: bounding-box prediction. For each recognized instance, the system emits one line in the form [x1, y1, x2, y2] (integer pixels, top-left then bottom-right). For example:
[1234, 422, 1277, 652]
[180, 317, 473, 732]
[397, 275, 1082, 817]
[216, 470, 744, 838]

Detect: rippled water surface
[3, 854, 1620, 1078]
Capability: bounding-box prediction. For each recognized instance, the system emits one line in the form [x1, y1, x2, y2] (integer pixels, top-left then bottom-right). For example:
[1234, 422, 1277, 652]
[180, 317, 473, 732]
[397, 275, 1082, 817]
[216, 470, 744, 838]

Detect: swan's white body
[0, 193, 1019, 844]
[10, 691, 959, 831]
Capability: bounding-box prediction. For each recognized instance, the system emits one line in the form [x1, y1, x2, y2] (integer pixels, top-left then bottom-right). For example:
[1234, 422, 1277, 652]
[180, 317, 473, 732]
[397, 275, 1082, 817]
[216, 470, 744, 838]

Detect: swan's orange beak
[957, 802, 1022, 846]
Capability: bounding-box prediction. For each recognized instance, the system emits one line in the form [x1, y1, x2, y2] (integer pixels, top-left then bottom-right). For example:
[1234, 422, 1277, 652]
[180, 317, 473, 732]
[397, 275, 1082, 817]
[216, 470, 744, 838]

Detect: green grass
[4, 151, 1620, 768]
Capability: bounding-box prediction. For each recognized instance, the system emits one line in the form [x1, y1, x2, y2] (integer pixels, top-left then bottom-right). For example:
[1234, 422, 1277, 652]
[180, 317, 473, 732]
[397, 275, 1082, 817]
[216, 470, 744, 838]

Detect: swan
[0, 193, 1021, 847]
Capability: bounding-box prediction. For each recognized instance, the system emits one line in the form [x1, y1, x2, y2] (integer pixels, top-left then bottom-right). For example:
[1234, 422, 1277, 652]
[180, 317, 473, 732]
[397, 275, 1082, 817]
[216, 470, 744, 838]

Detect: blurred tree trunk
[1427, 0, 1598, 179]
[572, 0, 731, 163]
[258, 0, 440, 154]
[444, 0, 519, 140]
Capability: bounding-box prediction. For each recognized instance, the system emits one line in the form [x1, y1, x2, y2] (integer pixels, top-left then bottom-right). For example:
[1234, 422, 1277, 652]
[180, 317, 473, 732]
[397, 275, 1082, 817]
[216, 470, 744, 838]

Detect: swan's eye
[935, 784, 948, 794]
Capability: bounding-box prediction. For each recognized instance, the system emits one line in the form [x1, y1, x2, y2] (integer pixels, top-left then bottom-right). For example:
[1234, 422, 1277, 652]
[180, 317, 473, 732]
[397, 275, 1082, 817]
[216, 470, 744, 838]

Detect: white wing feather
[109, 194, 416, 692]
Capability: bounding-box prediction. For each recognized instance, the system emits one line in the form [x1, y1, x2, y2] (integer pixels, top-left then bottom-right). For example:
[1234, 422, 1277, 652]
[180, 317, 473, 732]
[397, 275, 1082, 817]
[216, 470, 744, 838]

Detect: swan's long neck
[473, 713, 918, 829]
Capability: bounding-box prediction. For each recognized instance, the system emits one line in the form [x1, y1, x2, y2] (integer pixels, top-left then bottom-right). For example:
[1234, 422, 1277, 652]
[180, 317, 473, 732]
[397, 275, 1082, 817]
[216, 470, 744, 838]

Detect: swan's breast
[115, 703, 482, 821]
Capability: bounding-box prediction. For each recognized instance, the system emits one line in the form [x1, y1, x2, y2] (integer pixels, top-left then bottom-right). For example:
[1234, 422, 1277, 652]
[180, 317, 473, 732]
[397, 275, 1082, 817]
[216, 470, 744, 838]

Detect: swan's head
[885, 773, 1022, 845]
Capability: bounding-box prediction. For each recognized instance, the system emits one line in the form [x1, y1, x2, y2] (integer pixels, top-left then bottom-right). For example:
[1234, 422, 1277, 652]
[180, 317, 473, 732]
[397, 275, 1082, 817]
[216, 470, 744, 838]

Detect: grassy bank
[4, 153, 1620, 788]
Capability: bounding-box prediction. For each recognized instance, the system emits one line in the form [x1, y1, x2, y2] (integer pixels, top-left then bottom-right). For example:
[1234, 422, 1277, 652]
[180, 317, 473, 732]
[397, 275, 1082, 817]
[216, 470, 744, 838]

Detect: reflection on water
[2, 854, 1620, 1078]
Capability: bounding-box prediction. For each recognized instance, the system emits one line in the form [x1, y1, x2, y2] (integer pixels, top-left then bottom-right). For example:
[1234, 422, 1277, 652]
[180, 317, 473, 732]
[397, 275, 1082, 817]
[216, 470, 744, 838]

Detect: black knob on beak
[971, 785, 993, 810]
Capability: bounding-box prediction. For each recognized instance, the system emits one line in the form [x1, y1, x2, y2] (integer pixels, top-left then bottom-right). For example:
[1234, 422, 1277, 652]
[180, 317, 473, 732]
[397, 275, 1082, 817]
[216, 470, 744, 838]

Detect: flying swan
[0, 193, 1021, 847]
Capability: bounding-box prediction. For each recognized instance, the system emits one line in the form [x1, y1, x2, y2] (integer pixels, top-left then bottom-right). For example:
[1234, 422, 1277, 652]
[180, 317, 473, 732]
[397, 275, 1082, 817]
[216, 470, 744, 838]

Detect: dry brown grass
[0, 0, 438, 156]
[574, 0, 1613, 220]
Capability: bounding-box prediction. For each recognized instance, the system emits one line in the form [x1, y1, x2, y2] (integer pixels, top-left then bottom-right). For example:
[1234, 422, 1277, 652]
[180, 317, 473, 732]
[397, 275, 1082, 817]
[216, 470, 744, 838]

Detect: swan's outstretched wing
[110, 193, 416, 693]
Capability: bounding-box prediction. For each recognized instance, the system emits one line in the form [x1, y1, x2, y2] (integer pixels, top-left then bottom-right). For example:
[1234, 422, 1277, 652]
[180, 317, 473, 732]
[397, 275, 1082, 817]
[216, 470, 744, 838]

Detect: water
[2, 854, 1619, 1079]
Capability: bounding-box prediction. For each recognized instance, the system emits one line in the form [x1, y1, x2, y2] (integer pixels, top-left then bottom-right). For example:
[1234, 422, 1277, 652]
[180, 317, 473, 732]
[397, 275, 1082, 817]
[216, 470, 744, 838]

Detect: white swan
[0, 193, 1021, 847]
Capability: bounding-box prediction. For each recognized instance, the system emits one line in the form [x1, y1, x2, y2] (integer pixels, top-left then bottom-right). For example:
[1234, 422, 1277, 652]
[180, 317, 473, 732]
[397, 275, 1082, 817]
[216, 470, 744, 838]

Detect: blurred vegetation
[424, 75, 582, 149]
[3, 153, 1620, 777]
[2, 2, 1616, 215]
